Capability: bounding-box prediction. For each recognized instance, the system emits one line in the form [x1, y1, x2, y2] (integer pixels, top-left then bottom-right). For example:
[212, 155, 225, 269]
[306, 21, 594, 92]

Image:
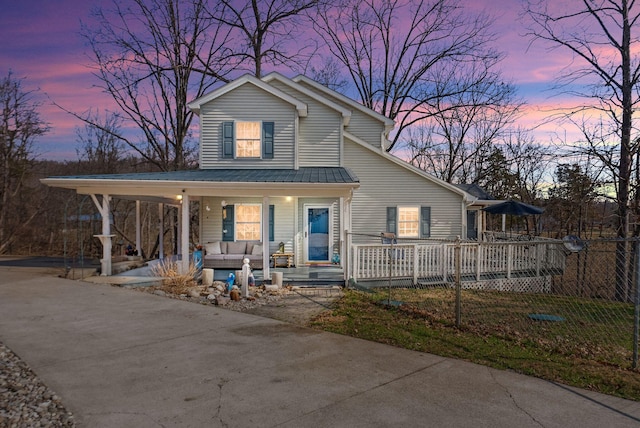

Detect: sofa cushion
[251, 245, 263, 256]
[246, 241, 261, 253]
[226, 241, 247, 254]
[204, 242, 221, 255]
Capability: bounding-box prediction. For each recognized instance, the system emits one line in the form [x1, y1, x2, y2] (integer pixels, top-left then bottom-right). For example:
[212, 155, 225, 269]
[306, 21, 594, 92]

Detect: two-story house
[43, 73, 493, 282]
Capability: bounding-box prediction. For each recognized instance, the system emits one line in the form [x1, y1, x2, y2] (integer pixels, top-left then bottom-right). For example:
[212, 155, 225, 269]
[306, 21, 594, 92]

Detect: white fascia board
[343, 131, 472, 201]
[293, 75, 394, 130]
[188, 73, 307, 117]
[262, 72, 352, 126]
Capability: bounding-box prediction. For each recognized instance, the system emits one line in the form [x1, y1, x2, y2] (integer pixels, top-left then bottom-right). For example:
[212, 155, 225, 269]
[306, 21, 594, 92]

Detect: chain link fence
[349, 234, 640, 370]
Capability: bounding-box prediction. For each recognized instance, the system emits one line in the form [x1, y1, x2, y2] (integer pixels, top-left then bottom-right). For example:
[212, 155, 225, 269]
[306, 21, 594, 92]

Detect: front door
[304, 205, 331, 263]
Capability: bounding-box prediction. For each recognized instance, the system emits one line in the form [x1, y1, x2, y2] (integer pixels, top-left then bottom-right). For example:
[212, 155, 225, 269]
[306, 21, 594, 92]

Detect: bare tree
[406, 65, 523, 183]
[75, 0, 234, 171]
[314, 0, 501, 152]
[523, 0, 640, 300]
[75, 112, 125, 174]
[208, 0, 320, 78]
[0, 72, 49, 253]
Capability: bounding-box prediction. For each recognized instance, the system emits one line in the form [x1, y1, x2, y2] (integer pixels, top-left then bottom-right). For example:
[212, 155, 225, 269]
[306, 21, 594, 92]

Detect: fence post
[455, 236, 461, 328]
[634, 239, 640, 369]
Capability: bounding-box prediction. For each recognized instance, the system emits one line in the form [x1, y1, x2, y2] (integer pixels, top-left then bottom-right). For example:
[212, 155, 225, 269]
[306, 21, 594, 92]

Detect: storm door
[304, 205, 331, 263]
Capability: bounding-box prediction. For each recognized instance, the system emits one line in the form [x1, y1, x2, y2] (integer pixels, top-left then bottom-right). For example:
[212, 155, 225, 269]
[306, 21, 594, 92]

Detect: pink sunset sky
[1, 0, 578, 161]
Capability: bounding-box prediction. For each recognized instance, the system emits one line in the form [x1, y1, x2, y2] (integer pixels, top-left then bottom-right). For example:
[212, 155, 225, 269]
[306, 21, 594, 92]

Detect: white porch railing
[349, 241, 566, 284]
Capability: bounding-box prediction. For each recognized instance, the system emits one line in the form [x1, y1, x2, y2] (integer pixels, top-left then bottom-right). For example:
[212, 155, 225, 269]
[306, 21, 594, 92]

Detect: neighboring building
[42, 73, 494, 280]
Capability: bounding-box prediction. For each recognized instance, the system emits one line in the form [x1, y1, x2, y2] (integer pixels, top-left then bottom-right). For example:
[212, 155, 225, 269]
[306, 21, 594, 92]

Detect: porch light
[221, 200, 227, 207]
[285, 196, 292, 202]
[176, 194, 183, 201]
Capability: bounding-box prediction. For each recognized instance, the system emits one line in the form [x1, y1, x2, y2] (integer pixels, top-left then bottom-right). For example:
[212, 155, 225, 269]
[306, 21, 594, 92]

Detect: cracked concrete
[1, 268, 640, 427]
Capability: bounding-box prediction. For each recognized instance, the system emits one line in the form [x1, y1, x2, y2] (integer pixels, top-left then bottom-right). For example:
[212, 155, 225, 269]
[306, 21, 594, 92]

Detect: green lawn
[309, 289, 640, 401]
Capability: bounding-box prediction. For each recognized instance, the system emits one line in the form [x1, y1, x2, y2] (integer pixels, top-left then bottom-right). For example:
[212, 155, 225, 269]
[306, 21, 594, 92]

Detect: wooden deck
[350, 240, 566, 291]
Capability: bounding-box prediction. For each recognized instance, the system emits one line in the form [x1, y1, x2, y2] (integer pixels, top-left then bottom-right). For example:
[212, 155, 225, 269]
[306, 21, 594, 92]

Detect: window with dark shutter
[386, 207, 397, 235]
[269, 205, 274, 241]
[262, 122, 274, 159]
[420, 206, 431, 238]
[222, 205, 234, 241]
[222, 121, 234, 158]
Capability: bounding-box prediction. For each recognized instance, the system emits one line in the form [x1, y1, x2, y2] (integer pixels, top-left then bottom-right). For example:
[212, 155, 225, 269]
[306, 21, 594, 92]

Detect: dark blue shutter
[269, 205, 274, 241]
[386, 207, 397, 234]
[222, 121, 234, 158]
[222, 205, 234, 241]
[262, 122, 274, 159]
[420, 206, 431, 238]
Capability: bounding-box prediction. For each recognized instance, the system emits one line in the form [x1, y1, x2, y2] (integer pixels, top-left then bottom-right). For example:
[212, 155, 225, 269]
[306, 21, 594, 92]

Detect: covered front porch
[41, 168, 359, 284]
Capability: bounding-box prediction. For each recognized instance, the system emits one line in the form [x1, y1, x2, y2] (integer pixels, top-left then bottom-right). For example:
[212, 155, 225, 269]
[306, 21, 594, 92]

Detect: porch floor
[84, 259, 345, 287]
[216, 265, 345, 286]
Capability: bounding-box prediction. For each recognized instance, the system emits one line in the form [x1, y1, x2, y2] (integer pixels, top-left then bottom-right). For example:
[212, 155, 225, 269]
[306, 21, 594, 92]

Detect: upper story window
[222, 121, 274, 159]
[236, 122, 261, 158]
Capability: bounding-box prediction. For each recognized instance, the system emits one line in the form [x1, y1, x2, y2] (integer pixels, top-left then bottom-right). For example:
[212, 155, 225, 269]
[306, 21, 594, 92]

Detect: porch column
[90, 194, 113, 276]
[177, 205, 182, 256]
[181, 193, 190, 274]
[158, 203, 164, 259]
[135, 200, 142, 256]
[262, 196, 270, 282]
[343, 195, 352, 283]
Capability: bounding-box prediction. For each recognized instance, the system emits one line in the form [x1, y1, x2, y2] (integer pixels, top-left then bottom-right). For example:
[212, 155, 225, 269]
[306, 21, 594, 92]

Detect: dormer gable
[262, 72, 352, 126]
[292, 75, 394, 134]
[188, 74, 308, 117]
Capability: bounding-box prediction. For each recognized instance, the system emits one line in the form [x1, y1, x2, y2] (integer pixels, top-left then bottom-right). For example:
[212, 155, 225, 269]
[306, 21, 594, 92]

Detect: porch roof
[41, 167, 360, 200]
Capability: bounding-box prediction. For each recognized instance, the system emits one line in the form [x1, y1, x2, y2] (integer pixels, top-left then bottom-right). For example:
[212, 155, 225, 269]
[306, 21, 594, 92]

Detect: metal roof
[50, 167, 359, 184]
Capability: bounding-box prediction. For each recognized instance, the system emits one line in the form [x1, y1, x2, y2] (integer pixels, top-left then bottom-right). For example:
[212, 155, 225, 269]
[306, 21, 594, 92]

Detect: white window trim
[235, 121, 262, 159]
[234, 203, 263, 241]
[397, 205, 420, 238]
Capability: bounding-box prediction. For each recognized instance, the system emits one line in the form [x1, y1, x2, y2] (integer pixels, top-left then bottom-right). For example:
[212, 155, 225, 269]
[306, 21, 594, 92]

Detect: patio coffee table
[271, 252, 294, 268]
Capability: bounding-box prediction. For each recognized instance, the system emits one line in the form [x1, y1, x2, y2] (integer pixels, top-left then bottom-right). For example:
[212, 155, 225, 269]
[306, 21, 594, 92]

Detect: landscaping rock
[153, 290, 166, 297]
[215, 295, 230, 306]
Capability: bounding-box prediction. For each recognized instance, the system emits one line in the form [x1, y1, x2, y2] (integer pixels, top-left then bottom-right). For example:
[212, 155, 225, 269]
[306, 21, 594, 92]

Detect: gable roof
[262, 72, 352, 126]
[454, 184, 495, 201]
[293, 75, 395, 133]
[343, 131, 475, 202]
[188, 74, 308, 117]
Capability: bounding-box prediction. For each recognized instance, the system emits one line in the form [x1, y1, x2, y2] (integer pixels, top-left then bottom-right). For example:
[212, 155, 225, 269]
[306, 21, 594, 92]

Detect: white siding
[344, 138, 463, 243]
[199, 84, 296, 169]
[297, 81, 386, 148]
[268, 80, 341, 167]
[200, 196, 296, 255]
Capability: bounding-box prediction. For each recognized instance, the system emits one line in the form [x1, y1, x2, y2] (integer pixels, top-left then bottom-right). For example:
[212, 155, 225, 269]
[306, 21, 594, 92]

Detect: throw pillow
[204, 241, 221, 255]
[252, 245, 263, 256]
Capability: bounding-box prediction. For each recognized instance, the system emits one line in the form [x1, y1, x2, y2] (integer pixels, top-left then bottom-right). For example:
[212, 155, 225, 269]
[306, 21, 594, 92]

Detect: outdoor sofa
[203, 241, 264, 269]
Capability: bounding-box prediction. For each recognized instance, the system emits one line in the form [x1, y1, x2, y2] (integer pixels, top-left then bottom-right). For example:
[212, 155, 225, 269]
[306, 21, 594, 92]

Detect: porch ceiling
[41, 167, 360, 199]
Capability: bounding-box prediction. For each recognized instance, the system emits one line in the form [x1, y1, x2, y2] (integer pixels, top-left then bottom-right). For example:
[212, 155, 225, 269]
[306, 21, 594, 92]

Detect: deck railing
[350, 240, 566, 285]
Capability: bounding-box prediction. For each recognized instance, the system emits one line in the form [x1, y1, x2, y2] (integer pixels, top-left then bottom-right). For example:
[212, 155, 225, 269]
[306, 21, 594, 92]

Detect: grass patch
[309, 289, 640, 401]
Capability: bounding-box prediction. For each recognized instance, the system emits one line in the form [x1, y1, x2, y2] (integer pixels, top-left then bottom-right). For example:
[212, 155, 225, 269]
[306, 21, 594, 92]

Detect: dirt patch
[243, 287, 343, 325]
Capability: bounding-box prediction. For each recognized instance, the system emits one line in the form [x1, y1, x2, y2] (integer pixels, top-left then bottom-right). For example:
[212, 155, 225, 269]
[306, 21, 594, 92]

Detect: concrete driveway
[1, 267, 639, 427]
